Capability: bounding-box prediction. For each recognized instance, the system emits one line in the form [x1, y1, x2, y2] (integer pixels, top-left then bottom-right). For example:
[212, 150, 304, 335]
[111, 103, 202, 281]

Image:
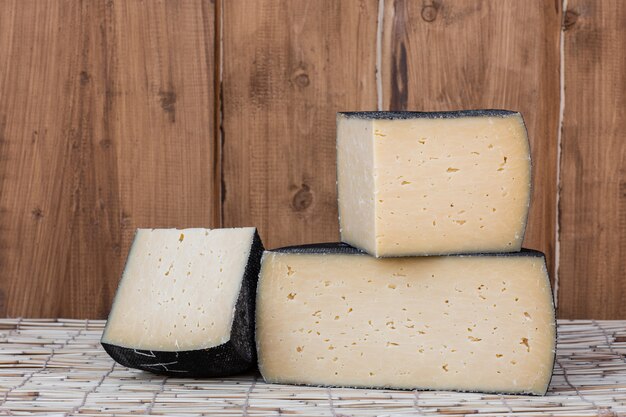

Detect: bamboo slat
[0, 319, 624, 416]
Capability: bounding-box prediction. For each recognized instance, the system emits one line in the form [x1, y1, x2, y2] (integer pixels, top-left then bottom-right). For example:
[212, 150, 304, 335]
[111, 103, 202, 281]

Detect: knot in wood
[79, 71, 90, 85]
[421, 4, 439, 22]
[31, 207, 44, 220]
[563, 10, 579, 31]
[296, 73, 310, 87]
[291, 184, 313, 211]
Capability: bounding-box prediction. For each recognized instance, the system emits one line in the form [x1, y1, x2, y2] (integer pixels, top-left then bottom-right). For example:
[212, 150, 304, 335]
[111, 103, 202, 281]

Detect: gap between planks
[376, 0, 385, 111]
[213, 0, 225, 227]
[554, 0, 568, 310]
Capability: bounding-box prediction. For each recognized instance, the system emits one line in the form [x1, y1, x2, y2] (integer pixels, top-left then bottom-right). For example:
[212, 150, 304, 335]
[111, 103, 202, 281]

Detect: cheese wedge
[337, 110, 531, 257]
[256, 244, 555, 394]
[102, 227, 263, 377]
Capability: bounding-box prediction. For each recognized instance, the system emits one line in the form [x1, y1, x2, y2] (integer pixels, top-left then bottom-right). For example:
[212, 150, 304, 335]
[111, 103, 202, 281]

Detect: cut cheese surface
[256, 244, 555, 394]
[337, 111, 531, 257]
[102, 227, 263, 377]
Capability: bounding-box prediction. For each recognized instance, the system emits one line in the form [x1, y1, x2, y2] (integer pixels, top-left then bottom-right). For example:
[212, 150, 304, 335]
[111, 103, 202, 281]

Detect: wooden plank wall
[222, 0, 377, 247]
[558, 0, 626, 319]
[0, 0, 623, 319]
[0, 0, 217, 318]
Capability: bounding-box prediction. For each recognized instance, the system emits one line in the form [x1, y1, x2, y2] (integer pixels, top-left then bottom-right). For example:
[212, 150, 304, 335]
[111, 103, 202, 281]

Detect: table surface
[0, 319, 624, 416]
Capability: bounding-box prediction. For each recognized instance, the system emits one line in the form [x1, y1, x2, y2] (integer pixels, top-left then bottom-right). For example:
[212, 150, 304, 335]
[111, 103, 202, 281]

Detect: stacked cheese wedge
[102, 110, 556, 395]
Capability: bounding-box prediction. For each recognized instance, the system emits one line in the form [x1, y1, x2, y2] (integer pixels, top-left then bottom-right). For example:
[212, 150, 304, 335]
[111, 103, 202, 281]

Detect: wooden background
[0, 0, 623, 319]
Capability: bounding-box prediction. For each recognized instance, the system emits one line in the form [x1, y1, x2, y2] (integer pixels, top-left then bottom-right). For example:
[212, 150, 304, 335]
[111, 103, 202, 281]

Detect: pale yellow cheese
[102, 227, 256, 351]
[256, 248, 555, 394]
[337, 111, 531, 257]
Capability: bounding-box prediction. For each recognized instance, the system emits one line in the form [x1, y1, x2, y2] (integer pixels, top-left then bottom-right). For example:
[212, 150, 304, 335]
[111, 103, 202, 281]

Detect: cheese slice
[256, 244, 555, 394]
[337, 110, 531, 257]
[101, 227, 263, 377]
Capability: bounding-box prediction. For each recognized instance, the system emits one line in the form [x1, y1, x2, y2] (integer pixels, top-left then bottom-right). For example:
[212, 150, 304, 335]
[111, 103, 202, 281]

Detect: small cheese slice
[102, 227, 263, 377]
[256, 244, 555, 394]
[337, 110, 531, 257]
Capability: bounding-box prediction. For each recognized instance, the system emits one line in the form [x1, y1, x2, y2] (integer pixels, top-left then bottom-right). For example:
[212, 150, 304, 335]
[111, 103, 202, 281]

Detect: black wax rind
[102, 230, 264, 377]
[338, 110, 519, 120]
[272, 242, 544, 258]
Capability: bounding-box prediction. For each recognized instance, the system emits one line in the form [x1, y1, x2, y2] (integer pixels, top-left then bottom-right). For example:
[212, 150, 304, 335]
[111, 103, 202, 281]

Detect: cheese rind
[337, 110, 531, 257]
[256, 244, 555, 394]
[101, 227, 263, 377]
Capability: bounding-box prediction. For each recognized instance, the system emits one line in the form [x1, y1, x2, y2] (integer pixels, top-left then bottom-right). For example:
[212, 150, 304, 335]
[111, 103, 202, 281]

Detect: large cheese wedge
[102, 227, 263, 377]
[337, 110, 531, 257]
[256, 244, 555, 394]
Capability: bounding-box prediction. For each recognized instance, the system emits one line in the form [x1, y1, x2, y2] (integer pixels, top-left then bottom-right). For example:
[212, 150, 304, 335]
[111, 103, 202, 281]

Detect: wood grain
[221, 0, 378, 249]
[558, 0, 626, 319]
[381, 0, 561, 280]
[0, 0, 216, 318]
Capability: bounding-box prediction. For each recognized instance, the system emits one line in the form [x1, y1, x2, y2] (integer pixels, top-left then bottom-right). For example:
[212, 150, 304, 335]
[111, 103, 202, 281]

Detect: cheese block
[256, 244, 555, 394]
[336, 110, 531, 257]
[101, 227, 263, 377]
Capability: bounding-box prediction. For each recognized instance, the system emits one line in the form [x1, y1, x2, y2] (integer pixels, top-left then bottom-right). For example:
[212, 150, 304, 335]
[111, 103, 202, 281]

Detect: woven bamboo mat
[0, 319, 624, 416]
